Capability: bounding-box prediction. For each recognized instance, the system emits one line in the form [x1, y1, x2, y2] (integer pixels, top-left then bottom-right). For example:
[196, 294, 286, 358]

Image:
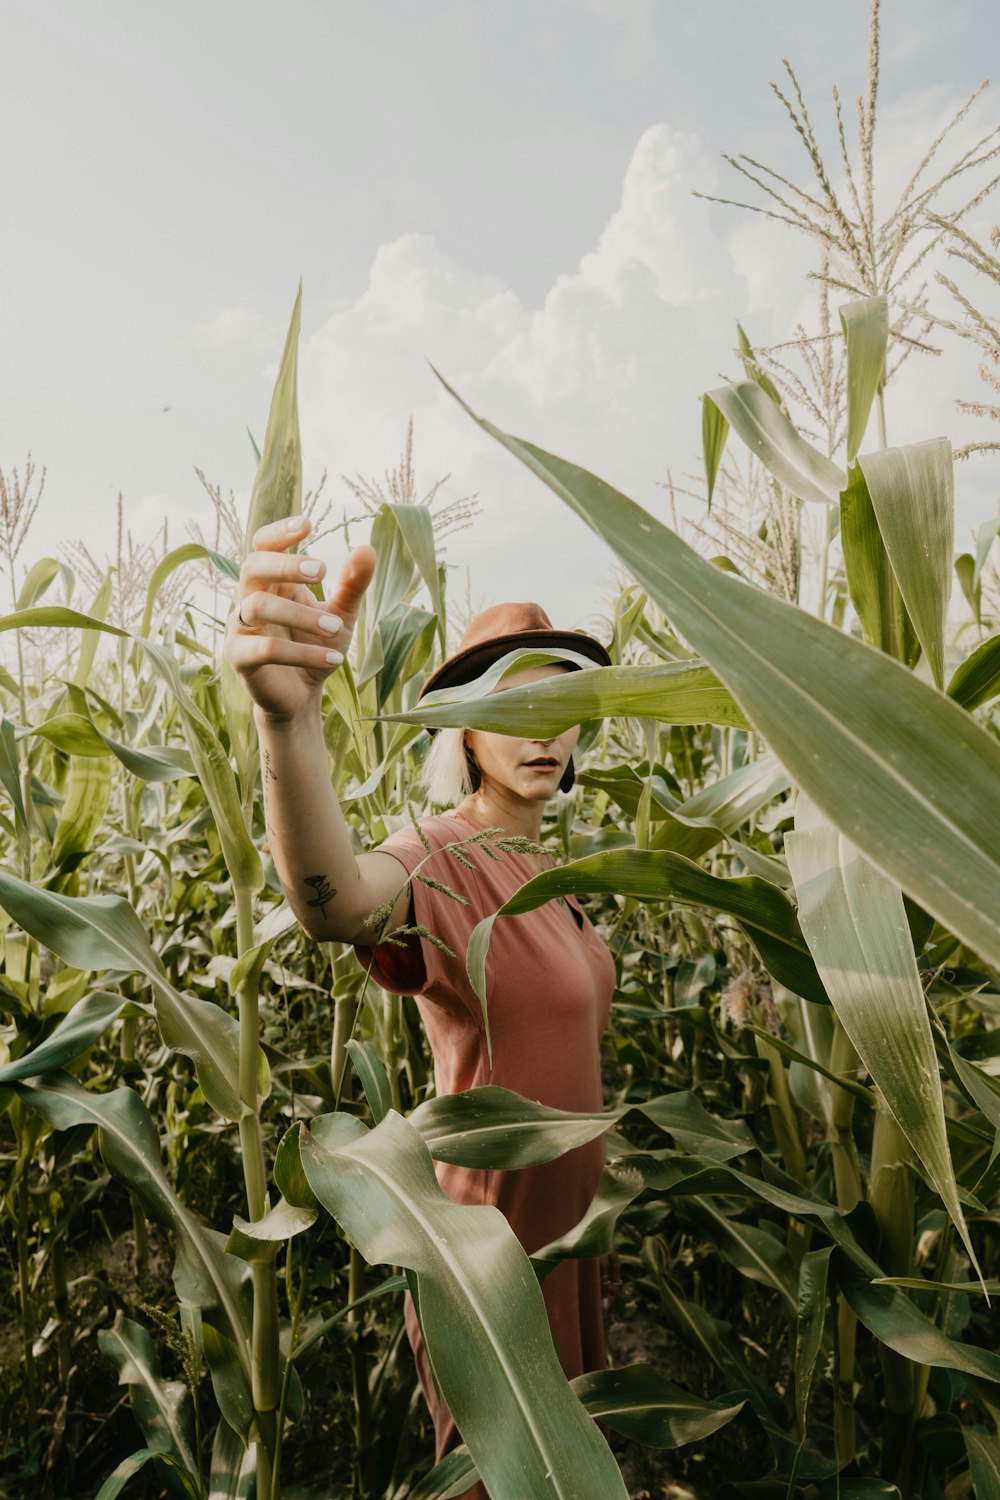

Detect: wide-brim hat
[417, 601, 611, 734]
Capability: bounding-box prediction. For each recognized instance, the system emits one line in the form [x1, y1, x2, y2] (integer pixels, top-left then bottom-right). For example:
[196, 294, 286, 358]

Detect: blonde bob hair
[417, 727, 477, 808]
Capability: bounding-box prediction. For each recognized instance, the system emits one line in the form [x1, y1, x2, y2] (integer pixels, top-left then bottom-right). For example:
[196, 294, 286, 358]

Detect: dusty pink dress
[353, 808, 616, 1494]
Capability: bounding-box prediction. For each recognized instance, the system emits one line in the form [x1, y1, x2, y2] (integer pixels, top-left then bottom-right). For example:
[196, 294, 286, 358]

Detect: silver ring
[237, 599, 249, 628]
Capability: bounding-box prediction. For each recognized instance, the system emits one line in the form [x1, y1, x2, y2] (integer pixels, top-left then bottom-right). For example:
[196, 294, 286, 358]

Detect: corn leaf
[384, 652, 749, 735]
[0, 869, 254, 1120]
[140, 542, 237, 639]
[51, 751, 112, 869]
[702, 395, 729, 508]
[98, 1313, 200, 1489]
[840, 294, 888, 462]
[858, 438, 955, 688]
[432, 375, 1000, 977]
[242, 287, 302, 550]
[0, 605, 128, 639]
[947, 633, 1000, 711]
[12, 1076, 252, 1378]
[531, 1162, 644, 1271]
[840, 464, 916, 663]
[834, 1251, 1000, 1382]
[136, 638, 263, 894]
[704, 380, 845, 505]
[300, 1108, 628, 1500]
[409, 1085, 755, 1169]
[0, 711, 27, 830]
[0, 990, 138, 1082]
[15, 556, 74, 611]
[208, 1419, 257, 1500]
[785, 823, 981, 1280]
[964, 1427, 1000, 1498]
[464, 850, 826, 1060]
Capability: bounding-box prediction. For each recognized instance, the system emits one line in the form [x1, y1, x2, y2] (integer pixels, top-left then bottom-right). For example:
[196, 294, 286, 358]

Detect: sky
[3, 0, 1000, 647]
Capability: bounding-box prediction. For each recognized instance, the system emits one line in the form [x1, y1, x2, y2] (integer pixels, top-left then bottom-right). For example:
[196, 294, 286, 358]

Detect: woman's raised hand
[224, 515, 377, 722]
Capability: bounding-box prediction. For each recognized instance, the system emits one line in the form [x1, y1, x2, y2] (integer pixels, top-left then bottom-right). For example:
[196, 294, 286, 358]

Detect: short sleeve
[351, 820, 479, 1003]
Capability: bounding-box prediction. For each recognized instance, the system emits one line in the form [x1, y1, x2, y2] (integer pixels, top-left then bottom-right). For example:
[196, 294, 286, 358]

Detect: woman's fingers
[227, 628, 345, 674]
[238, 546, 327, 594]
[322, 545, 377, 632]
[234, 590, 345, 641]
[251, 514, 312, 552]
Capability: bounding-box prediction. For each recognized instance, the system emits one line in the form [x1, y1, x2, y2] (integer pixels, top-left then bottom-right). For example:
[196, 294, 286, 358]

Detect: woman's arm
[255, 704, 413, 943]
[223, 515, 412, 945]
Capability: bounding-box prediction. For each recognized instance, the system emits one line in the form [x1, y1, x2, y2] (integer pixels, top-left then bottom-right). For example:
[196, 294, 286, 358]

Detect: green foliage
[3, 232, 1000, 1500]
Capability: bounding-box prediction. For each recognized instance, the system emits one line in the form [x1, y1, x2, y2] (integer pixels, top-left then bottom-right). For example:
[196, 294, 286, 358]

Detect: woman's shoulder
[370, 809, 472, 870]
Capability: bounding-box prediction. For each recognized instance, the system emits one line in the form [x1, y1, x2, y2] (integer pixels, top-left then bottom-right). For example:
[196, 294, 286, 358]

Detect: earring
[464, 742, 482, 793]
[559, 756, 575, 794]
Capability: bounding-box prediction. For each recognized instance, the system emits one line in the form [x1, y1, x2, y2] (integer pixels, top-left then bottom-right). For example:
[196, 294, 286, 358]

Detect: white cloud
[299, 124, 748, 629]
[192, 305, 261, 349]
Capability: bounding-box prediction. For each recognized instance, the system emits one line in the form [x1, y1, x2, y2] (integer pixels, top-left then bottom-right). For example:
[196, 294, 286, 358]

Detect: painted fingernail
[286, 515, 301, 529]
[325, 649, 344, 665]
[300, 559, 322, 577]
[319, 613, 342, 633]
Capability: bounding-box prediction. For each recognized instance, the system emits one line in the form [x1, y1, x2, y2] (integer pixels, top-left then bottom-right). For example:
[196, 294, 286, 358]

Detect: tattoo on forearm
[304, 873, 337, 919]
[262, 748, 278, 837]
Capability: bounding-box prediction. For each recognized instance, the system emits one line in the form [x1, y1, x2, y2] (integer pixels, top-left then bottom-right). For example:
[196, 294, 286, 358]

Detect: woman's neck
[454, 785, 545, 842]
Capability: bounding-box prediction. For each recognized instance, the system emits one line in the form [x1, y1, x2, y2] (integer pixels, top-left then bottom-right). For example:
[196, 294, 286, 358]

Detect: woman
[226, 515, 617, 1493]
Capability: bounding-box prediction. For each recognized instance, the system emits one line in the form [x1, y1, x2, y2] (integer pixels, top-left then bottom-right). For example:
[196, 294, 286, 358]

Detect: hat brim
[417, 629, 611, 733]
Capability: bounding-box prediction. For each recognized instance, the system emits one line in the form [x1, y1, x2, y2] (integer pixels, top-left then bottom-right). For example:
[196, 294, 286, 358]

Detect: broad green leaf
[345, 1038, 392, 1123]
[785, 823, 981, 1280]
[702, 394, 729, 508]
[965, 1426, 1000, 1498]
[463, 850, 825, 1059]
[0, 868, 253, 1120]
[289, 1274, 408, 1365]
[52, 751, 112, 868]
[136, 637, 262, 894]
[29, 707, 197, 782]
[0, 604, 128, 639]
[840, 463, 915, 663]
[834, 1252, 1000, 1382]
[74, 568, 115, 688]
[364, 503, 445, 659]
[874, 1277, 1000, 1295]
[12, 1076, 253, 1392]
[683, 1199, 798, 1314]
[0, 711, 27, 829]
[243, 286, 302, 549]
[956, 551, 982, 627]
[98, 1313, 199, 1486]
[228, 1197, 317, 1263]
[736, 322, 783, 405]
[383, 651, 749, 736]
[794, 1246, 832, 1430]
[376, 601, 438, 707]
[409, 1085, 755, 1169]
[531, 1161, 644, 1271]
[95, 1450, 161, 1500]
[948, 633, 1000, 711]
[16, 556, 73, 611]
[704, 380, 846, 505]
[572, 1363, 747, 1448]
[387, 504, 445, 651]
[299, 1109, 628, 1500]
[208, 1419, 256, 1500]
[141, 543, 233, 638]
[431, 377, 1000, 977]
[858, 439, 955, 687]
[840, 294, 888, 461]
[0, 991, 136, 1081]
